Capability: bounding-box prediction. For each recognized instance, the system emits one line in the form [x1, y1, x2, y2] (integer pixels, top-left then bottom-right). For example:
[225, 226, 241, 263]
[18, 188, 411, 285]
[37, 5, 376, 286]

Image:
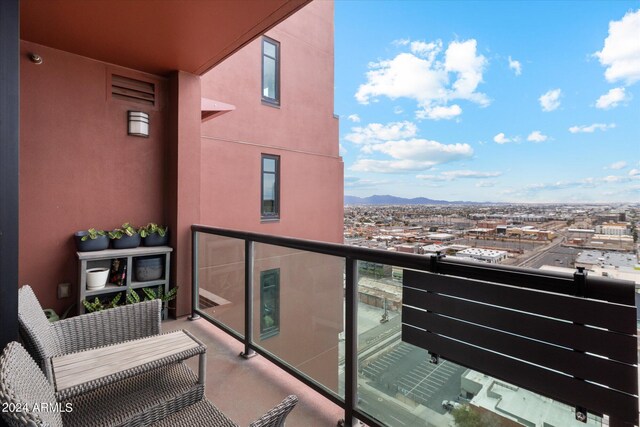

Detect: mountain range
[344, 195, 486, 205]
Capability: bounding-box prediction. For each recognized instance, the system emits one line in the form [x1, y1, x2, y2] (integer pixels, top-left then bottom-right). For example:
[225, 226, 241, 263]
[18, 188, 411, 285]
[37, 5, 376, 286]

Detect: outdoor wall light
[127, 111, 149, 137]
[29, 53, 43, 64]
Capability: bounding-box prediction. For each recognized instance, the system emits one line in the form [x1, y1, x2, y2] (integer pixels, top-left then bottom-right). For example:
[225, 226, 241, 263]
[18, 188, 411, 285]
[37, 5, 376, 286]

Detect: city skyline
[335, 1, 640, 204]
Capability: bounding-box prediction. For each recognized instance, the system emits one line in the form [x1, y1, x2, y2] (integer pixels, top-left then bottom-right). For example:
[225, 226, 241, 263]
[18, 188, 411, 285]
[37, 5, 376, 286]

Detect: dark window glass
[262, 37, 279, 104]
[260, 269, 280, 339]
[261, 154, 280, 219]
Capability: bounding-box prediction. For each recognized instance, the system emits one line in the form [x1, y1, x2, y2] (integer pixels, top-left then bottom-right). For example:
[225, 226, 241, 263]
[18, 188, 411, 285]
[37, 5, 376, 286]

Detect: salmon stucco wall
[199, 0, 343, 243]
[20, 41, 168, 313]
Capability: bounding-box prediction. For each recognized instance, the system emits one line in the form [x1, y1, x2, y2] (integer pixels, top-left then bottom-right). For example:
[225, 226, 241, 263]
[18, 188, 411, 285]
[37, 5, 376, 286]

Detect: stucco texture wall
[199, 0, 343, 243]
[19, 41, 168, 313]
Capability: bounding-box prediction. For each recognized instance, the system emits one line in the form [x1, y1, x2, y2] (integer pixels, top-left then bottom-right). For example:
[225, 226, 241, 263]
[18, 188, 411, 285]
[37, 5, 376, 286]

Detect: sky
[334, 1, 640, 203]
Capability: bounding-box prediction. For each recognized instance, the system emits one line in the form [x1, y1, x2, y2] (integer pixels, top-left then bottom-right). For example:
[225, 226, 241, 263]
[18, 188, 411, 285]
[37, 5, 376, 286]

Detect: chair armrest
[53, 299, 161, 354]
[249, 395, 299, 427]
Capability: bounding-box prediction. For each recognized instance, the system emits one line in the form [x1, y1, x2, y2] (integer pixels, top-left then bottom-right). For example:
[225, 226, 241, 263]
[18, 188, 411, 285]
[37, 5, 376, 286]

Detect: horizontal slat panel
[402, 325, 639, 425]
[404, 270, 636, 334]
[112, 86, 155, 102]
[112, 93, 154, 107]
[403, 287, 637, 364]
[403, 306, 637, 394]
[436, 258, 635, 305]
[112, 75, 155, 94]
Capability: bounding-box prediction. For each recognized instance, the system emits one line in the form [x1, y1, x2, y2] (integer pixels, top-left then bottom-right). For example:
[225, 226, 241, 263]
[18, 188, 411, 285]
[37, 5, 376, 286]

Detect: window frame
[259, 268, 280, 340]
[261, 36, 280, 106]
[261, 154, 280, 220]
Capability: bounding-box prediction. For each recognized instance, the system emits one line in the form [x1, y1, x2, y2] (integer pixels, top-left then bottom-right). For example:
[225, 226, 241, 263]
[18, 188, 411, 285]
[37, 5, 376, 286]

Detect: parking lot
[361, 342, 466, 414]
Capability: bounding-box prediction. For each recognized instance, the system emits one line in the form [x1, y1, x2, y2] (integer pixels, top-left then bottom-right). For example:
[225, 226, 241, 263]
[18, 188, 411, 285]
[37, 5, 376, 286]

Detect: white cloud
[607, 161, 627, 170]
[595, 87, 630, 109]
[440, 170, 502, 179]
[351, 159, 438, 173]
[344, 176, 393, 188]
[476, 181, 497, 188]
[493, 133, 512, 144]
[416, 104, 462, 120]
[416, 170, 501, 181]
[527, 131, 548, 142]
[539, 89, 562, 112]
[355, 38, 489, 120]
[345, 121, 417, 144]
[630, 169, 640, 177]
[594, 9, 640, 85]
[568, 123, 616, 133]
[508, 56, 522, 76]
[347, 114, 361, 123]
[393, 106, 404, 114]
[339, 144, 347, 156]
[410, 40, 443, 63]
[371, 138, 474, 163]
[603, 175, 626, 183]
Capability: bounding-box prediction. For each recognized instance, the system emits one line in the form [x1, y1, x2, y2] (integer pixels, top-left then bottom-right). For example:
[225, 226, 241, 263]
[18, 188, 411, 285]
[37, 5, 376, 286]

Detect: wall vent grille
[111, 74, 155, 106]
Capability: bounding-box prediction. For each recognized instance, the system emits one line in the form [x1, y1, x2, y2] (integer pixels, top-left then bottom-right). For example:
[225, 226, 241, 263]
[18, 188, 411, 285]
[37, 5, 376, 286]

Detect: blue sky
[335, 1, 640, 203]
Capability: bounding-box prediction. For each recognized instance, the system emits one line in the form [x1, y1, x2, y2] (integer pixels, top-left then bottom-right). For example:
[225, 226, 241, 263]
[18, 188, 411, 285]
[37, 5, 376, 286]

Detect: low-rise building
[456, 248, 508, 264]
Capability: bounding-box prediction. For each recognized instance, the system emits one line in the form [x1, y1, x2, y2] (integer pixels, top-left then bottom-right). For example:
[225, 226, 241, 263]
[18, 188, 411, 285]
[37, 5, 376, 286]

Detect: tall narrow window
[262, 37, 280, 105]
[260, 269, 280, 339]
[261, 154, 280, 219]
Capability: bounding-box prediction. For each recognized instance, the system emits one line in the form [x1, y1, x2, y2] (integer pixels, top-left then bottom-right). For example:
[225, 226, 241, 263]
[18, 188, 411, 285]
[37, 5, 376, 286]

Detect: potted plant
[127, 286, 178, 319]
[74, 228, 109, 252]
[82, 293, 123, 313]
[108, 222, 141, 249]
[139, 223, 169, 246]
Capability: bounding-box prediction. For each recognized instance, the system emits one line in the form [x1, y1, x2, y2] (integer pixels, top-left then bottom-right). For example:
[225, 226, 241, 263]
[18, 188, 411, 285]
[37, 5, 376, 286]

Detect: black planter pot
[143, 232, 169, 247]
[74, 232, 109, 252]
[134, 256, 163, 281]
[111, 233, 141, 249]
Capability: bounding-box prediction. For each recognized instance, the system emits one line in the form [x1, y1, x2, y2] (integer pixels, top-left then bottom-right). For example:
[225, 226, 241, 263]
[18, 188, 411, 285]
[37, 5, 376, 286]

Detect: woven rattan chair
[0, 341, 204, 427]
[18, 284, 161, 380]
[148, 394, 299, 427]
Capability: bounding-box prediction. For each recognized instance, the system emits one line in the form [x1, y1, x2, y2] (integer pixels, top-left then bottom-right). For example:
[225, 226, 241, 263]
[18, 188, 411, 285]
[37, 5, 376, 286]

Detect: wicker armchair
[148, 394, 299, 427]
[18, 284, 161, 380]
[0, 342, 204, 427]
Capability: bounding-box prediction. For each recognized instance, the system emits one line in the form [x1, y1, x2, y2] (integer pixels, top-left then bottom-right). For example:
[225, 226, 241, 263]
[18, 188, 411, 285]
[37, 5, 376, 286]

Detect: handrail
[190, 224, 638, 427]
[191, 224, 635, 304]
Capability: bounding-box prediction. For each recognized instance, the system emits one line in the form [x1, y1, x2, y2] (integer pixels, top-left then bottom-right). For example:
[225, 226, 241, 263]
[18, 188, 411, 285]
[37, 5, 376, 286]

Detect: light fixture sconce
[127, 111, 149, 138]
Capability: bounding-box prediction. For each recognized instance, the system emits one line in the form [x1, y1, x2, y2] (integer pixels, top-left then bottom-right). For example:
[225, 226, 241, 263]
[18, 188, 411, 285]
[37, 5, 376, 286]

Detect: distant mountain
[344, 194, 485, 205]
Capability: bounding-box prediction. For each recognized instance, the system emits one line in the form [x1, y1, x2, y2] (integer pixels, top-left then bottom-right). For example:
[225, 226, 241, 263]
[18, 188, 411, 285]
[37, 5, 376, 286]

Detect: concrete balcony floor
[163, 317, 344, 426]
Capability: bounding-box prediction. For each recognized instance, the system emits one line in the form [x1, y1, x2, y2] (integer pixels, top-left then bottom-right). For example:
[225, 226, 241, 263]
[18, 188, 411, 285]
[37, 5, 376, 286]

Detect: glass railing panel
[252, 242, 345, 397]
[195, 232, 245, 337]
[355, 264, 603, 427]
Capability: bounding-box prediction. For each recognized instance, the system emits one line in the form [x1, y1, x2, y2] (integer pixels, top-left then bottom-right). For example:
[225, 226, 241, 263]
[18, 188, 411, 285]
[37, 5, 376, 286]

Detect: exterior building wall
[19, 41, 169, 313]
[197, 1, 343, 392]
[199, 0, 342, 242]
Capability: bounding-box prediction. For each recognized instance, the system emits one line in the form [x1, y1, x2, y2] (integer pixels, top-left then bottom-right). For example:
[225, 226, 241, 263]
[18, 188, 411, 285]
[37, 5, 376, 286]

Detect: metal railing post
[188, 230, 200, 320]
[344, 257, 358, 426]
[241, 240, 256, 358]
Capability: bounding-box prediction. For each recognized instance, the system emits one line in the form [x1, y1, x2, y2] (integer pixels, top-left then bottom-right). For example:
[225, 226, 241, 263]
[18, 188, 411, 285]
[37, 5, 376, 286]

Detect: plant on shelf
[139, 223, 167, 238]
[127, 286, 178, 309]
[82, 293, 122, 313]
[74, 228, 109, 252]
[108, 223, 138, 239]
[139, 223, 169, 246]
[108, 222, 141, 249]
[81, 228, 105, 241]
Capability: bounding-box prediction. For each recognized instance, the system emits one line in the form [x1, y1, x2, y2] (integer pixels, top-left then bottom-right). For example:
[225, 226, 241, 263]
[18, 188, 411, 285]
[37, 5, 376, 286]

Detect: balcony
[186, 225, 639, 427]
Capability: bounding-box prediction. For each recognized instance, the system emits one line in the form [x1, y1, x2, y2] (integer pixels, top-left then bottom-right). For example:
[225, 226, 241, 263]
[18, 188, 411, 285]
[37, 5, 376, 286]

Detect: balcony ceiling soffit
[20, 0, 310, 76]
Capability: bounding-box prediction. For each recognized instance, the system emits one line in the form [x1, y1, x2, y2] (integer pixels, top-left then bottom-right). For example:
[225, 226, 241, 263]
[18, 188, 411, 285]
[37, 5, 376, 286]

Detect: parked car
[442, 400, 462, 411]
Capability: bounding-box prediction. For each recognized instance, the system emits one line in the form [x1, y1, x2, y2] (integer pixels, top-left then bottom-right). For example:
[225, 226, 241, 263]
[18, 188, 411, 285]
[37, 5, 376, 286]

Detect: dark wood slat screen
[402, 269, 638, 425]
